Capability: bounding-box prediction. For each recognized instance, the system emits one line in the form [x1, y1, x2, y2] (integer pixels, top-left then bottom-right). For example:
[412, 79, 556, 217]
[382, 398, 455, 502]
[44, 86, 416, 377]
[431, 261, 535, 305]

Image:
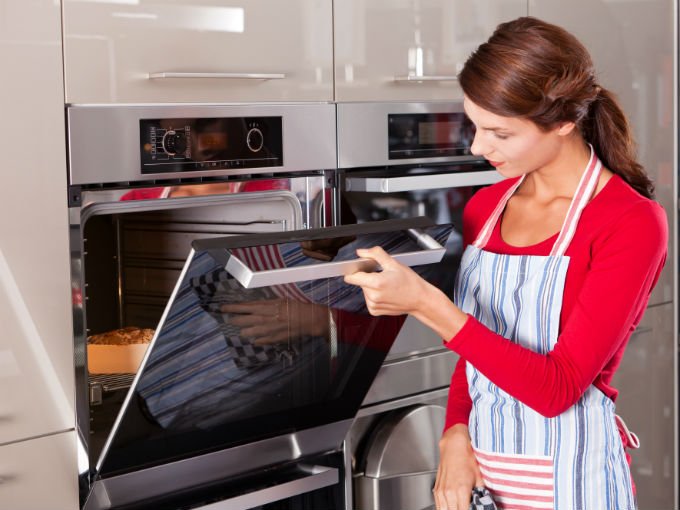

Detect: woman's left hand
[343, 246, 431, 316]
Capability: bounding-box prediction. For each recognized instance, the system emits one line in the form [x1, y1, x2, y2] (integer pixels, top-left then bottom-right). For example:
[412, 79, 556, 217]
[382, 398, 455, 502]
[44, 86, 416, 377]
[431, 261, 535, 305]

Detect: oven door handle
[344, 170, 503, 193]
[225, 229, 446, 289]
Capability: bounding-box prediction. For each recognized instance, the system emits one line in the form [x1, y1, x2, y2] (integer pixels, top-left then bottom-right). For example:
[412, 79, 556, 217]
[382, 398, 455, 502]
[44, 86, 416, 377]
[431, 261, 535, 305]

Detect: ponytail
[584, 88, 654, 198]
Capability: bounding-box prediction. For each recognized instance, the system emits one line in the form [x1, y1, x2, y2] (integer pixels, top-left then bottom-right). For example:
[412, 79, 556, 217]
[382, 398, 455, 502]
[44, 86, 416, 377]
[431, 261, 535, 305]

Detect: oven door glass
[95, 217, 454, 478]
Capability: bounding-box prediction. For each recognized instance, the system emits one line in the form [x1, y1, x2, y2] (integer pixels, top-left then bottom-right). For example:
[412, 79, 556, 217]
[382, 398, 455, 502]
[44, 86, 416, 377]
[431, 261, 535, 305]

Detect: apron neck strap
[471, 145, 603, 257]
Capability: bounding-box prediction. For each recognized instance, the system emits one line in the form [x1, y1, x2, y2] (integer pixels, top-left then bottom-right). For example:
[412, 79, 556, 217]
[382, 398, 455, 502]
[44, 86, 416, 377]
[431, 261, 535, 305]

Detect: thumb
[355, 246, 396, 269]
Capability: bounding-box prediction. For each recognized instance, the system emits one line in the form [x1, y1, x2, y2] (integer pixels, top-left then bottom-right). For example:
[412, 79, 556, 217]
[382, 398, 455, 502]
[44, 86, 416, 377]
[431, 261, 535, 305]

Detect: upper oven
[335, 102, 503, 510]
[336, 101, 502, 402]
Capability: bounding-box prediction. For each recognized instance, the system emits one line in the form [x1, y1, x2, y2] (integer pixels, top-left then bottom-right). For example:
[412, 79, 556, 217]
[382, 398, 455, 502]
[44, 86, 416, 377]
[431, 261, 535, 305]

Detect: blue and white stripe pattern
[455, 151, 635, 510]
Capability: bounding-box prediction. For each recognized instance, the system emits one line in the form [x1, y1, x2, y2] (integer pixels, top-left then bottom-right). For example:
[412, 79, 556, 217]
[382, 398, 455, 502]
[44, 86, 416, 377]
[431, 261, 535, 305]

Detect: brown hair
[459, 17, 654, 198]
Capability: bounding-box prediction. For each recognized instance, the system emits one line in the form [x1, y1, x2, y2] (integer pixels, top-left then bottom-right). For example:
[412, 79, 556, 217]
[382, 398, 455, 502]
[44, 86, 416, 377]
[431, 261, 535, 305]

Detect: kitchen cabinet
[0, 0, 75, 445]
[334, 0, 527, 102]
[0, 432, 78, 510]
[612, 303, 675, 510]
[62, 0, 333, 104]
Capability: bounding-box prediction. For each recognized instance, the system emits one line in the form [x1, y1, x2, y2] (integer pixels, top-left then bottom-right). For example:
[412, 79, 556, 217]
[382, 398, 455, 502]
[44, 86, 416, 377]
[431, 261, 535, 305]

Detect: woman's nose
[469, 130, 486, 156]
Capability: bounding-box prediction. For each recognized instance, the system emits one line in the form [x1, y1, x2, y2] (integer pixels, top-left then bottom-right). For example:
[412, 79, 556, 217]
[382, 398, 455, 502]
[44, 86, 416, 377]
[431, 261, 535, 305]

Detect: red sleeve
[444, 356, 472, 430]
[445, 201, 667, 418]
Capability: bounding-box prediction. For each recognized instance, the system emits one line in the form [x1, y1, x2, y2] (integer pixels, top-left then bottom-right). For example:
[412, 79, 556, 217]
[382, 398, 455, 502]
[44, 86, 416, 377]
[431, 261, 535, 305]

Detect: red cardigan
[445, 174, 668, 429]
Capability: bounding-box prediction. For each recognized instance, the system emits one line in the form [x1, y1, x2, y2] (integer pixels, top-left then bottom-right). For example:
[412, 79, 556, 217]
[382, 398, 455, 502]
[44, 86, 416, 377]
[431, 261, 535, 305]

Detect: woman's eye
[494, 132, 510, 140]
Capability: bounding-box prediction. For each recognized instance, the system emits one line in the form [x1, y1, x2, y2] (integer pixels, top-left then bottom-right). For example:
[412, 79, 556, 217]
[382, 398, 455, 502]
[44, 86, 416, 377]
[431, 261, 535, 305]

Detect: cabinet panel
[334, 0, 527, 102]
[63, 0, 333, 103]
[612, 303, 675, 510]
[0, 432, 78, 510]
[0, 0, 75, 444]
[528, 0, 674, 307]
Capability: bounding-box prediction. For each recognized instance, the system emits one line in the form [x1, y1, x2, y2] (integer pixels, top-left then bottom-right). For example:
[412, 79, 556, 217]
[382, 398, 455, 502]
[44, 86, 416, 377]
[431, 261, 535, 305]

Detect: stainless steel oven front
[336, 101, 503, 510]
[68, 103, 341, 509]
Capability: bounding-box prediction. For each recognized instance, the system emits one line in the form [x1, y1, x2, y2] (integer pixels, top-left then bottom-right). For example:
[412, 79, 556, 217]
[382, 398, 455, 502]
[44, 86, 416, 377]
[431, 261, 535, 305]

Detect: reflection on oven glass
[99, 225, 453, 476]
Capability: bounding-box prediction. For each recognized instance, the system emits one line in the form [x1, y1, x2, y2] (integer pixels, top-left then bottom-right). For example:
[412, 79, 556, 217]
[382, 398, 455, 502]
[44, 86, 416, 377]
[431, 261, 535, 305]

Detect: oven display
[388, 112, 475, 159]
[140, 116, 283, 174]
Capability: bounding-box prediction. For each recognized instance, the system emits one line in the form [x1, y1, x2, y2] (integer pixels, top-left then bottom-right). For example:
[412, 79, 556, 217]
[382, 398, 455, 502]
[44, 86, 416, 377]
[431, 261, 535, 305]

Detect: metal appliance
[67, 103, 461, 510]
[69, 103, 336, 509]
[335, 101, 502, 510]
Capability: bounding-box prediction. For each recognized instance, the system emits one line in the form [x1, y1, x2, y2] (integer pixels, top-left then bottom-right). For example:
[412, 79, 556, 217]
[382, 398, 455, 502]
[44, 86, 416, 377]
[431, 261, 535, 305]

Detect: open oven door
[84, 217, 455, 510]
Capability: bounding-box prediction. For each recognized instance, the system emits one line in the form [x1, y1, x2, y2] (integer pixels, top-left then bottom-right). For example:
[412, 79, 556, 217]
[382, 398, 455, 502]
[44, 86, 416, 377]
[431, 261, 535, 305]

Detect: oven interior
[81, 190, 307, 466]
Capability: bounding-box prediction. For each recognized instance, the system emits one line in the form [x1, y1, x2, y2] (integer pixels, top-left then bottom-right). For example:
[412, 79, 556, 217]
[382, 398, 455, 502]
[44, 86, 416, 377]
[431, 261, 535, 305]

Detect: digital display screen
[388, 112, 474, 159]
[198, 132, 228, 152]
[418, 121, 461, 145]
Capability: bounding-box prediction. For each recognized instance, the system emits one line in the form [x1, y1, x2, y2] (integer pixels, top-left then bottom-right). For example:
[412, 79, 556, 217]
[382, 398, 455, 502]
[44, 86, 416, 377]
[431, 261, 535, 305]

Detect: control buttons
[162, 130, 188, 156]
[246, 127, 264, 153]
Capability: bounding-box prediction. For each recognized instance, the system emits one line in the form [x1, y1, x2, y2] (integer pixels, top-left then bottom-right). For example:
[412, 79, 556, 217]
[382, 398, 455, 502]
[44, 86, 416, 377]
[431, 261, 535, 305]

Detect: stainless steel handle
[225, 229, 446, 289]
[148, 72, 286, 80]
[393, 75, 458, 82]
[192, 465, 338, 510]
[344, 170, 504, 193]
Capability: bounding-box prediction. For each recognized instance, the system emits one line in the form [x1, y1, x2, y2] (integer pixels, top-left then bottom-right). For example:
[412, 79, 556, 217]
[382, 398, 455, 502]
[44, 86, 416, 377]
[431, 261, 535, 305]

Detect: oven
[335, 102, 503, 510]
[67, 103, 459, 510]
[67, 104, 338, 509]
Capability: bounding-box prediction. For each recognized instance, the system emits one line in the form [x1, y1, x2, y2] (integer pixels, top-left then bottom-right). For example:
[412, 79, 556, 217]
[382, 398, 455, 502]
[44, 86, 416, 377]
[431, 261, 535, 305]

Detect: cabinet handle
[393, 75, 459, 82]
[148, 72, 286, 80]
[225, 228, 445, 289]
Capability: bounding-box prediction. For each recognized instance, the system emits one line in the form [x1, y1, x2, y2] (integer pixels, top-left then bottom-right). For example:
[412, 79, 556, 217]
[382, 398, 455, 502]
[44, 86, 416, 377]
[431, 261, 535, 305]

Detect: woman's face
[463, 96, 567, 179]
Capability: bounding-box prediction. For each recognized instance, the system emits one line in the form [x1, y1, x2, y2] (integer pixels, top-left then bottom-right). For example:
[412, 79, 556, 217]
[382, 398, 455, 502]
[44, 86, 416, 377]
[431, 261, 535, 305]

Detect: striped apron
[454, 148, 636, 510]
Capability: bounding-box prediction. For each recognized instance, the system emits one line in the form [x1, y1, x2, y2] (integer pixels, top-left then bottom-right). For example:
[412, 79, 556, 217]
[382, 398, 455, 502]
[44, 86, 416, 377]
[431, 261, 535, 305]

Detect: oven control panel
[140, 116, 283, 174]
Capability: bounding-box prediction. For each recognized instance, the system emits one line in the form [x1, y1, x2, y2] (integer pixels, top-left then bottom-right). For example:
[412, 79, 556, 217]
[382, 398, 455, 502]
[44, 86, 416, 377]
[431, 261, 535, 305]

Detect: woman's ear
[557, 121, 577, 137]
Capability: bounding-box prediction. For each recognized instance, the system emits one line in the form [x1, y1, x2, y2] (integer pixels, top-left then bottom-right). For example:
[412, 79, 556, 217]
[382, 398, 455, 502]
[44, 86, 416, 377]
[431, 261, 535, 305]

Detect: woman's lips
[487, 160, 505, 168]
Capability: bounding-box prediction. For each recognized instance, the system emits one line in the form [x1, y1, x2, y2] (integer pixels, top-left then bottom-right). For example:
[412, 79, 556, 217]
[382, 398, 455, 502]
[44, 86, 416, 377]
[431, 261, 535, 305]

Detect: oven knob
[162, 130, 187, 156]
[246, 128, 264, 153]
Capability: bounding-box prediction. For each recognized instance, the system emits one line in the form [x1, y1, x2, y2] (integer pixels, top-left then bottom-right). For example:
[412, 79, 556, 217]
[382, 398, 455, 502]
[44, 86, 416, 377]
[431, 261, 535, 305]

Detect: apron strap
[471, 175, 525, 249]
[615, 414, 641, 449]
[549, 147, 602, 257]
[471, 145, 602, 256]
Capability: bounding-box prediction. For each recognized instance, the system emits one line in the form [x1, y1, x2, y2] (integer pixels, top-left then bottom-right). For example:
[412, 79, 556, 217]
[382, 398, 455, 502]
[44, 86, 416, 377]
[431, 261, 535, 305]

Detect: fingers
[355, 246, 395, 268]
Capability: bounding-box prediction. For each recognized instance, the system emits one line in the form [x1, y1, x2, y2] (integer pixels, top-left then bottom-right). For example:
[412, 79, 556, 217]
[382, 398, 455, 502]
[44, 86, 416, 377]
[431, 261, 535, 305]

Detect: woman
[344, 17, 667, 510]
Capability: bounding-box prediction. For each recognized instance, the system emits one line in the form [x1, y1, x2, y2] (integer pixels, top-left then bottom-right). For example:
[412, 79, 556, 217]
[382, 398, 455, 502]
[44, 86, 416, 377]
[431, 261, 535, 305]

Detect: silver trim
[393, 75, 458, 82]
[148, 72, 286, 80]
[225, 229, 446, 289]
[344, 169, 503, 193]
[357, 388, 450, 419]
[84, 421, 351, 510]
[67, 103, 336, 185]
[186, 465, 337, 510]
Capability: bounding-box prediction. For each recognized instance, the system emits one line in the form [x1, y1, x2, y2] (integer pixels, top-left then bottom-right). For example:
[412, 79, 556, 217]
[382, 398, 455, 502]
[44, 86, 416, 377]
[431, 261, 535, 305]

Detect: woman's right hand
[433, 424, 484, 510]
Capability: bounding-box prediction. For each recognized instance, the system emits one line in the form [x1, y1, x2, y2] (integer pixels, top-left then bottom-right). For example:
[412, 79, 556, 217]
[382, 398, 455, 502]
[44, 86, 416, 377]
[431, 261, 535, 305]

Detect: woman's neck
[520, 137, 593, 202]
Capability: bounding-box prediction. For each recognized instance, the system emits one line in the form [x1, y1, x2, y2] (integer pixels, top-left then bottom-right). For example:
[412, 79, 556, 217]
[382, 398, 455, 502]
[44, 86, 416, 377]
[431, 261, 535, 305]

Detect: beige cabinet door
[1, 0, 75, 445]
[0, 432, 78, 510]
[62, 0, 333, 103]
[528, 0, 674, 307]
[612, 303, 675, 510]
[334, 0, 527, 102]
